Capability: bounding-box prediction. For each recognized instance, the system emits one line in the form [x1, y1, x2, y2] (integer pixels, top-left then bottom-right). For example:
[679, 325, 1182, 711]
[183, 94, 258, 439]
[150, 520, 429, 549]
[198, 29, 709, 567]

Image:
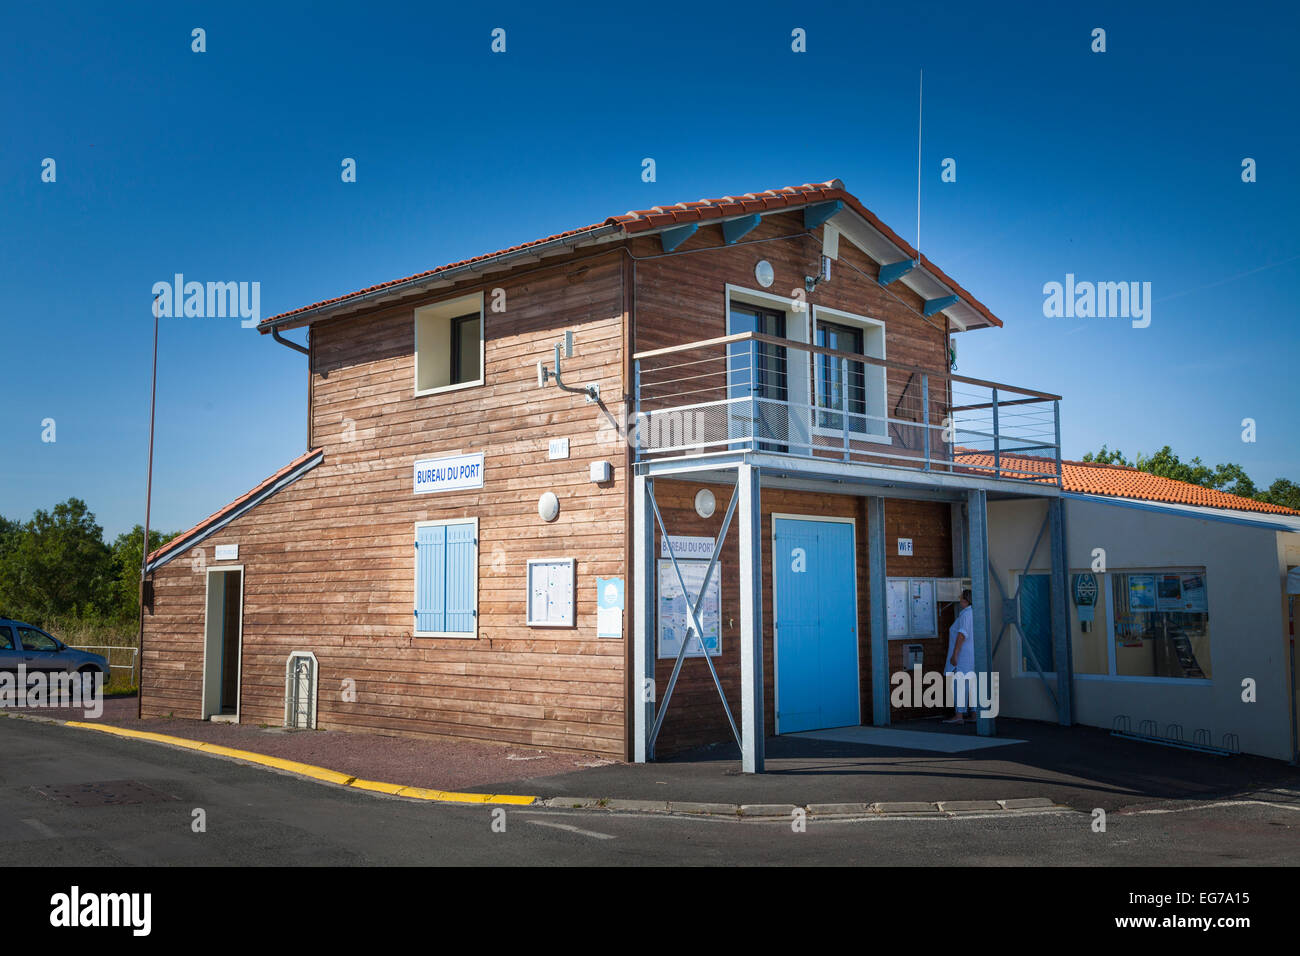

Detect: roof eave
[257, 223, 626, 333]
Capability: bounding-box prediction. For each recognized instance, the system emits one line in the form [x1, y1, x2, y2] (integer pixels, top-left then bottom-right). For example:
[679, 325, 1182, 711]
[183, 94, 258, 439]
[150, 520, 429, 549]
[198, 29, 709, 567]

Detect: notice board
[657, 559, 721, 658]
[887, 577, 938, 639]
[527, 558, 575, 627]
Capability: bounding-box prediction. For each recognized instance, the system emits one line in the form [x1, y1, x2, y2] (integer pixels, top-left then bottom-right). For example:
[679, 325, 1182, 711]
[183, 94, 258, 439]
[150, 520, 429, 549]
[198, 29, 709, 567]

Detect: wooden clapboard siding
[632, 210, 951, 356]
[649, 478, 953, 754]
[631, 209, 950, 410]
[143, 250, 632, 756]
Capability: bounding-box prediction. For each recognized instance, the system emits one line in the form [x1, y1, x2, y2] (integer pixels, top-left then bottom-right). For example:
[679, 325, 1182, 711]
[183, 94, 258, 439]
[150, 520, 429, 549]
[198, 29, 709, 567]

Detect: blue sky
[3, 0, 1297, 539]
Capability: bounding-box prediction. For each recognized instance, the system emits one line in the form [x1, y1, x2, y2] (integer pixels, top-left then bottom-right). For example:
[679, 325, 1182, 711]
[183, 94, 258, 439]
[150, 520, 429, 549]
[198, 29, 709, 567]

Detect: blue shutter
[416, 522, 476, 635]
[445, 522, 477, 633]
[416, 525, 447, 633]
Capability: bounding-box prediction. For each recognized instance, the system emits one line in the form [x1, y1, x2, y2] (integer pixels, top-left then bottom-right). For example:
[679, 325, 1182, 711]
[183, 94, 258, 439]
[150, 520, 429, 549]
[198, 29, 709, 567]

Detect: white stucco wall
[987, 496, 1295, 762]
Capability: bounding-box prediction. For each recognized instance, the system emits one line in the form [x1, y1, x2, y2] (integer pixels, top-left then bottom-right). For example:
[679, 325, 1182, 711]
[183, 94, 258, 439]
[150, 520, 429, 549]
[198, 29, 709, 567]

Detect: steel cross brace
[646, 482, 742, 758]
[989, 508, 1058, 709]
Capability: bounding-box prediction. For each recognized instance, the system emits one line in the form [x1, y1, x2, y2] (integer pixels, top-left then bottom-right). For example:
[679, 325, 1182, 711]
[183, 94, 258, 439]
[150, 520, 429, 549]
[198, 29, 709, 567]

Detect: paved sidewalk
[7, 696, 611, 792]
[480, 719, 1299, 813]
[10, 697, 1297, 813]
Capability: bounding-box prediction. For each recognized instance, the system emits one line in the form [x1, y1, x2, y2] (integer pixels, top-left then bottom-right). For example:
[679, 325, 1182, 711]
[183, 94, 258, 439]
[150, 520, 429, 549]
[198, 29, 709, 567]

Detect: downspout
[271, 328, 311, 450]
[272, 327, 308, 355]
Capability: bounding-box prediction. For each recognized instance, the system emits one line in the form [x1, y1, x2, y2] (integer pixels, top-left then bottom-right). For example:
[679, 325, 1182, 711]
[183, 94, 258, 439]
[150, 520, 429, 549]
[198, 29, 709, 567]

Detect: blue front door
[773, 517, 859, 733]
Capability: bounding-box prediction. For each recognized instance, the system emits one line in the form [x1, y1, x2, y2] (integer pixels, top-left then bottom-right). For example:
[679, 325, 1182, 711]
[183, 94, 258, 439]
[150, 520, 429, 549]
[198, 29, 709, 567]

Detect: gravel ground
[5, 695, 617, 792]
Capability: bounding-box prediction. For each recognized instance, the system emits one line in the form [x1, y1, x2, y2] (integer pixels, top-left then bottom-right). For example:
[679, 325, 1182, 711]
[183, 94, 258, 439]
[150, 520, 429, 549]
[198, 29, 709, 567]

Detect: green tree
[0, 499, 112, 624]
[108, 525, 178, 621]
[1258, 478, 1300, 511]
[0, 514, 18, 556]
[1081, 445, 1132, 466]
[1082, 445, 1296, 511]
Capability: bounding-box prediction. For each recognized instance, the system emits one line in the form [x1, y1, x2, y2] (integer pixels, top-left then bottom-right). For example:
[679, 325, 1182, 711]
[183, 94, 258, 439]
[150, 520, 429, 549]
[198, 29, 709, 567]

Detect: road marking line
[1128, 799, 1300, 815]
[23, 818, 57, 837]
[527, 820, 616, 840]
[61, 721, 536, 806]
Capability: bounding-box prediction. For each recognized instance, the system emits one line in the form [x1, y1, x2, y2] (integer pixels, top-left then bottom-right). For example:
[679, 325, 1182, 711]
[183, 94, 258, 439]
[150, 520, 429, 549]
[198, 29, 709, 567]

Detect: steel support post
[1048, 497, 1073, 726]
[738, 463, 765, 773]
[868, 496, 891, 726]
[633, 474, 655, 762]
[967, 489, 995, 737]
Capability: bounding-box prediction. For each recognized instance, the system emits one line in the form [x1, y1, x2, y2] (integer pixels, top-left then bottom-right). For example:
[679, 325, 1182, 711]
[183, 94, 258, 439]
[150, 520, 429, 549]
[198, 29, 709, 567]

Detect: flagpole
[137, 295, 160, 719]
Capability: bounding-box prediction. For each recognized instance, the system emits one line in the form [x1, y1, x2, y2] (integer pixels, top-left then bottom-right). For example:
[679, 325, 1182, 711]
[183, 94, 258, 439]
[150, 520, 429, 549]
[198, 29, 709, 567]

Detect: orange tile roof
[955, 450, 1300, 516]
[257, 179, 1003, 330]
[146, 448, 323, 567]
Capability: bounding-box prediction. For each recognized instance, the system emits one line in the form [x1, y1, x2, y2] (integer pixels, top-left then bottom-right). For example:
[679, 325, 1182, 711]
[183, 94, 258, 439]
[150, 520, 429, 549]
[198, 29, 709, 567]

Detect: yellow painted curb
[63, 721, 536, 806]
[350, 778, 407, 795]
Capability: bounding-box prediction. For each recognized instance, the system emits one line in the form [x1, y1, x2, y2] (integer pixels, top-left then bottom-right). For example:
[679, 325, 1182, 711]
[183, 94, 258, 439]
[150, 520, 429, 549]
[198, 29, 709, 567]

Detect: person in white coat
[943, 590, 976, 724]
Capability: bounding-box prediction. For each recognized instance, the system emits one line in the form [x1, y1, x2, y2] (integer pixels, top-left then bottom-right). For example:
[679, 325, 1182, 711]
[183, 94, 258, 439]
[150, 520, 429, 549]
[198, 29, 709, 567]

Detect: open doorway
[203, 567, 243, 721]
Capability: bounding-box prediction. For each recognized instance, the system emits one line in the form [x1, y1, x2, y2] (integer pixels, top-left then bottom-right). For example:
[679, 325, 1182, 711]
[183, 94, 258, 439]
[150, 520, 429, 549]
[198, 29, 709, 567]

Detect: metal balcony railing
[633, 332, 1062, 485]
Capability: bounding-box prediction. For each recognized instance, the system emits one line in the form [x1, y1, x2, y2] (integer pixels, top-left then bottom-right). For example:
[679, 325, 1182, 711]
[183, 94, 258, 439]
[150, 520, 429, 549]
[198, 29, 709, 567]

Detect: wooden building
[140, 180, 1086, 767]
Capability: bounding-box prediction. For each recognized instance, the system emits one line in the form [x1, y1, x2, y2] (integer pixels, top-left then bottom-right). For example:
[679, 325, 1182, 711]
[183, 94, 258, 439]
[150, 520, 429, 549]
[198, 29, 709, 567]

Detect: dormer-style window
[415, 292, 484, 395]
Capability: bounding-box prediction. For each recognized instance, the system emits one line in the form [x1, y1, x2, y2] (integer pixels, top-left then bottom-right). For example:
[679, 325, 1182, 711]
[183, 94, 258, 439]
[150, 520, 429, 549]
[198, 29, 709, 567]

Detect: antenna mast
[916, 68, 923, 258]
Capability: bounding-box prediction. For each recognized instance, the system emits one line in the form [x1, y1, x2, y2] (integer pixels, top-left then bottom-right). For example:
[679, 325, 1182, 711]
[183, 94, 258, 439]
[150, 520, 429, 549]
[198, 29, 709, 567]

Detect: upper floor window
[415, 292, 484, 396]
[811, 305, 887, 441]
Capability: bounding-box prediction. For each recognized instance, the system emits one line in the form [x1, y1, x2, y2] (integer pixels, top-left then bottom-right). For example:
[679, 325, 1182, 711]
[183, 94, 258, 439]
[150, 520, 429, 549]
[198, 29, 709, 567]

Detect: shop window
[1109, 570, 1211, 679]
[415, 519, 478, 637]
[415, 293, 484, 395]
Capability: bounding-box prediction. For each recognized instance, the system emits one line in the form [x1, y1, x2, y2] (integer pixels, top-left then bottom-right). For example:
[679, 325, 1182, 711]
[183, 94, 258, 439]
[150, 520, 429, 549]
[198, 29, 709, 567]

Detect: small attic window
[415, 293, 484, 395]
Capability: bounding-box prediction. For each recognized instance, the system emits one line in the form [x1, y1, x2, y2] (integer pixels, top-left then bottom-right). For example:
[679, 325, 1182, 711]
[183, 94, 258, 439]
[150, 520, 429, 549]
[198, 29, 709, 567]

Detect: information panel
[657, 559, 721, 659]
[527, 558, 575, 627]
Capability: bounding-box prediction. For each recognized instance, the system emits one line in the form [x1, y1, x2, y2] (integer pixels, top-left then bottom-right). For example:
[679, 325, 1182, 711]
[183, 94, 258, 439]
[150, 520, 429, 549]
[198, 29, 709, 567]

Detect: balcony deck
[633, 332, 1062, 491]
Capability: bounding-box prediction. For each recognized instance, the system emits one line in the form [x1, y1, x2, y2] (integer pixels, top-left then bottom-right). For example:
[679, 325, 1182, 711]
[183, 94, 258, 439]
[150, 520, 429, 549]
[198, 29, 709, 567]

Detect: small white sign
[897, 538, 914, 556]
[214, 544, 238, 561]
[548, 438, 570, 460]
[414, 453, 484, 494]
[660, 535, 716, 560]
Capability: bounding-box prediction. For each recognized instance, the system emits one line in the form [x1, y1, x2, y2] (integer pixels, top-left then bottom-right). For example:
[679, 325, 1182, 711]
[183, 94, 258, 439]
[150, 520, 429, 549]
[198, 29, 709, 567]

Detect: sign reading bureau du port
[414, 453, 484, 494]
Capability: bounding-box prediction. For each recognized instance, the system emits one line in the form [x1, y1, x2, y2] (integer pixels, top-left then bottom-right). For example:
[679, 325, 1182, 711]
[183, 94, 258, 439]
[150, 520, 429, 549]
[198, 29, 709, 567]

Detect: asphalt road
[2, 717, 1298, 866]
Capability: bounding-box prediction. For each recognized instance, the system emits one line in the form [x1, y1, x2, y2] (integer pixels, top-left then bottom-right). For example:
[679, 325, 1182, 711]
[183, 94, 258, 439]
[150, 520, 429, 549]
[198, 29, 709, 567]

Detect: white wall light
[694, 488, 716, 518]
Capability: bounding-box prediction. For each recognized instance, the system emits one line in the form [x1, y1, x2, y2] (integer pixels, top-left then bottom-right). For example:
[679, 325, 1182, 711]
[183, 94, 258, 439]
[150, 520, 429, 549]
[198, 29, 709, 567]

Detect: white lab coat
[946, 604, 975, 674]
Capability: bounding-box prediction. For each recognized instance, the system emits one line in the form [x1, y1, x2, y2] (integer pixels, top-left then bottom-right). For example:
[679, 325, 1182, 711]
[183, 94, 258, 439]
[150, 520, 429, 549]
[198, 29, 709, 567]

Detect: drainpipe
[271, 328, 311, 450]
[272, 328, 308, 355]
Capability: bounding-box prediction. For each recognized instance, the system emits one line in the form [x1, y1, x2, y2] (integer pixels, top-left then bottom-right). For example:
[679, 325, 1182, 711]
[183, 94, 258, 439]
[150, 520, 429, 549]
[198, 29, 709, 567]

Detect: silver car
[0, 618, 110, 679]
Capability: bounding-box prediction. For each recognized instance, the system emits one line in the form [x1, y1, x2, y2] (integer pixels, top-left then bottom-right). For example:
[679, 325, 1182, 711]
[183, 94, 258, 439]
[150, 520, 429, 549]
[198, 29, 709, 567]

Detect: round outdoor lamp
[695, 488, 716, 519]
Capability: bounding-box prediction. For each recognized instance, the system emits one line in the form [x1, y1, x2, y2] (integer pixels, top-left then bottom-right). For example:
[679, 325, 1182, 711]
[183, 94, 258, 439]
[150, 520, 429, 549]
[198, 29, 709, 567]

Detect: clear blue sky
[3, 0, 1297, 539]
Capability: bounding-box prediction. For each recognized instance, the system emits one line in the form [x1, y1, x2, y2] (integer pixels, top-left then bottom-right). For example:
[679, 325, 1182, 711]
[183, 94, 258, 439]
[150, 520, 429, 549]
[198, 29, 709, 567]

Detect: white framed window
[414, 518, 479, 638]
[810, 304, 888, 443]
[724, 284, 810, 453]
[415, 292, 484, 396]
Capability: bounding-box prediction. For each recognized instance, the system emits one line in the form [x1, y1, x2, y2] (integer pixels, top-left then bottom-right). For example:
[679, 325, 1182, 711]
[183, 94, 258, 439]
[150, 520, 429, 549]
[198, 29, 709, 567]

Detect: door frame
[201, 565, 244, 721]
[770, 512, 861, 734]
